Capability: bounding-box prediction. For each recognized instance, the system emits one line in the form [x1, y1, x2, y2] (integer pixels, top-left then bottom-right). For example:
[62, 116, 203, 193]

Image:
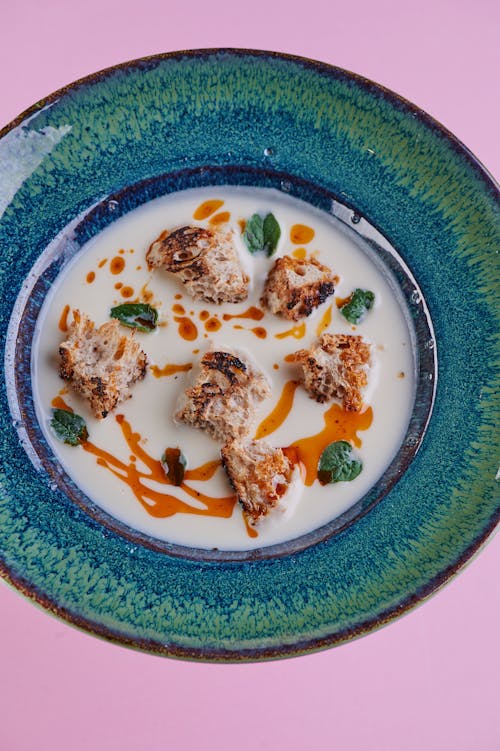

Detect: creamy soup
[32, 186, 415, 551]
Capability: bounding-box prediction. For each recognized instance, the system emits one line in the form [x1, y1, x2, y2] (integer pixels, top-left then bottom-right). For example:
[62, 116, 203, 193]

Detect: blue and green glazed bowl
[1, 49, 498, 661]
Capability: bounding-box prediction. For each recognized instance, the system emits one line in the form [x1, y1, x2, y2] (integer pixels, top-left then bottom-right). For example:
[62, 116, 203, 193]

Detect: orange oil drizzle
[316, 305, 332, 336]
[82, 415, 236, 520]
[290, 224, 315, 244]
[58, 304, 70, 332]
[209, 211, 230, 225]
[98, 258, 108, 268]
[51, 396, 72, 411]
[292, 247, 307, 259]
[288, 405, 373, 486]
[283, 353, 296, 363]
[336, 294, 352, 308]
[173, 304, 185, 315]
[121, 286, 134, 298]
[174, 316, 198, 341]
[86, 271, 95, 284]
[205, 317, 222, 332]
[110, 257, 125, 275]
[233, 325, 267, 339]
[243, 514, 259, 538]
[275, 322, 306, 340]
[199, 310, 210, 321]
[223, 306, 264, 322]
[150, 362, 193, 378]
[255, 380, 299, 439]
[193, 199, 224, 220]
[238, 218, 247, 233]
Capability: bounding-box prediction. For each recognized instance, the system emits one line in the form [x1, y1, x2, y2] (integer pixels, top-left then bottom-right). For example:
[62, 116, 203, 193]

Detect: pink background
[1, 1, 499, 749]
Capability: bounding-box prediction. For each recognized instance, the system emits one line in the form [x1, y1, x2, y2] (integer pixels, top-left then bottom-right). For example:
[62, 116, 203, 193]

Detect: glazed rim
[0, 49, 498, 660]
[8, 165, 436, 561]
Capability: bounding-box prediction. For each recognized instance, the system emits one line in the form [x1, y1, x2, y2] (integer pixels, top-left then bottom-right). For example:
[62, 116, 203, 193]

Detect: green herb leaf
[243, 213, 281, 256]
[110, 302, 158, 332]
[50, 409, 88, 446]
[317, 440, 362, 484]
[340, 288, 375, 324]
[161, 447, 187, 486]
[262, 213, 281, 255]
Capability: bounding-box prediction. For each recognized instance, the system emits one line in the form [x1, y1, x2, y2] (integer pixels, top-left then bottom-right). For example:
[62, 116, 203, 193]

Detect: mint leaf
[243, 213, 280, 255]
[263, 213, 281, 255]
[110, 303, 158, 332]
[50, 409, 88, 446]
[340, 289, 375, 324]
[317, 441, 362, 484]
[161, 447, 187, 486]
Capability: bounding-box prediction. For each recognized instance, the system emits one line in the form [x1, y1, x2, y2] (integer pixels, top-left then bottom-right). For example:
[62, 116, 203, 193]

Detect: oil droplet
[173, 304, 185, 315]
[199, 310, 210, 321]
[119, 249, 126, 255]
[110, 257, 125, 275]
[292, 247, 307, 260]
[209, 211, 230, 225]
[273, 363, 279, 370]
[193, 199, 224, 220]
[205, 317, 221, 332]
[121, 286, 134, 298]
[98, 258, 108, 268]
[316, 305, 332, 337]
[151, 362, 193, 378]
[223, 306, 264, 322]
[238, 218, 246, 233]
[174, 293, 183, 300]
[290, 224, 315, 244]
[174, 316, 198, 341]
[58, 304, 70, 332]
[86, 271, 95, 284]
[275, 322, 306, 340]
[115, 282, 123, 290]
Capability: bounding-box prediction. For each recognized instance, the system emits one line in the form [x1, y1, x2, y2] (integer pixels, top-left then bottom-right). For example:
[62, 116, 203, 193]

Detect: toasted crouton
[221, 438, 294, 526]
[261, 254, 338, 320]
[175, 350, 270, 441]
[59, 310, 147, 419]
[146, 225, 249, 304]
[292, 333, 371, 411]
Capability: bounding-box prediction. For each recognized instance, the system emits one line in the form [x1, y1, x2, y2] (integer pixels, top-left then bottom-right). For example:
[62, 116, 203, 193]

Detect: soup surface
[32, 186, 414, 550]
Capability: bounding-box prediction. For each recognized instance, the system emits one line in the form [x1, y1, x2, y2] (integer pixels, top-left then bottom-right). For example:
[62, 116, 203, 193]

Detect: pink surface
[1, 2, 498, 750]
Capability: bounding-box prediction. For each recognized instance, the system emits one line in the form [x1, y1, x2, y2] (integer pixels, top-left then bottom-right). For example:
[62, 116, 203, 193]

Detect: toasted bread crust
[176, 349, 270, 441]
[221, 439, 294, 525]
[261, 255, 338, 321]
[293, 333, 371, 411]
[59, 311, 147, 419]
[146, 225, 249, 304]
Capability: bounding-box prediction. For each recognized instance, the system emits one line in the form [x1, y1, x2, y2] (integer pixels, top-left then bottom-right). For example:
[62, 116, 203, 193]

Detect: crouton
[146, 225, 249, 304]
[175, 349, 270, 441]
[221, 438, 294, 526]
[261, 254, 338, 320]
[59, 310, 147, 419]
[292, 333, 371, 411]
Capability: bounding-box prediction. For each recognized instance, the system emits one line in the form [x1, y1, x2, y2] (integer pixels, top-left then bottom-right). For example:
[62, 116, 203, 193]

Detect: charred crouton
[59, 310, 147, 419]
[221, 438, 294, 526]
[175, 350, 270, 441]
[261, 255, 338, 321]
[146, 225, 249, 304]
[292, 333, 371, 411]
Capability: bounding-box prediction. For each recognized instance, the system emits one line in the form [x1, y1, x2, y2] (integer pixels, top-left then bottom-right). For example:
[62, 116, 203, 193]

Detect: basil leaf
[161, 448, 187, 486]
[110, 303, 158, 332]
[243, 213, 281, 255]
[50, 409, 88, 446]
[340, 289, 375, 324]
[243, 214, 265, 253]
[317, 440, 362, 484]
[263, 213, 281, 255]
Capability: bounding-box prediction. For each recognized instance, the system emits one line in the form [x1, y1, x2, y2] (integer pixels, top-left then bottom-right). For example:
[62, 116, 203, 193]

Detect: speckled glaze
[0, 50, 498, 661]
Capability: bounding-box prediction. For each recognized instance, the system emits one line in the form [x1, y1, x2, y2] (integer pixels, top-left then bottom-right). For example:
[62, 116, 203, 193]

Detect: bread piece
[59, 310, 147, 419]
[261, 254, 338, 321]
[292, 333, 371, 411]
[221, 438, 294, 526]
[146, 225, 249, 303]
[176, 350, 270, 441]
